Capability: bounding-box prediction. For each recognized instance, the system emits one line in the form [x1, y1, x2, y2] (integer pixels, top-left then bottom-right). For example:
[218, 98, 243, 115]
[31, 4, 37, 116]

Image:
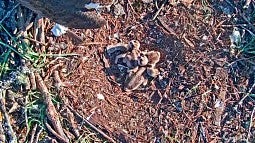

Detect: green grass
[240, 36, 255, 55]
[0, 23, 41, 78]
[0, 23, 80, 79]
[24, 91, 64, 142]
[26, 91, 47, 125]
[25, 91, 47, 140]
[0, 21, 93, 142]
[0, 23, 56, 142]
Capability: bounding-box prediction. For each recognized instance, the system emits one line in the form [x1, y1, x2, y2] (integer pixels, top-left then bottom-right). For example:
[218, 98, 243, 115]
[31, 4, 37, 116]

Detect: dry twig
[238, 82, 255, 105]
[247, 106, 255, 142]
[34, 127, 43, 143]
[0, 90, 17, 143]
[243, 0, 252, 9]
[29, 124, 37, 143]
[0, 107, 5, 142]
[35, 72, 69, 142]
[157, 17, 178, 37]
[67, 105, 116, 143]
[0, 4, 19, 24]
[65, 108, 80, 137]
[45, 122, 69, 143]
[152, 0, 168, 20]
[240, 13, 255, 34]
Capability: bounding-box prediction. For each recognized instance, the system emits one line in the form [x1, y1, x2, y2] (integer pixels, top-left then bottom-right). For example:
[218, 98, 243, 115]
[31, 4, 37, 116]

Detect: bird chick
[107, 44, 129, 55]
[107, 40, 140, 55]
[124, 67, 147, 92]
[115, 40, 141, 69]
[124, 40, 141, 67]
[145, 51, 161, 67]
[138, 53, 149, 66]
[127, 40, 140, 51]
[114, 51, 140, 69]
[146, 67, 159, 77]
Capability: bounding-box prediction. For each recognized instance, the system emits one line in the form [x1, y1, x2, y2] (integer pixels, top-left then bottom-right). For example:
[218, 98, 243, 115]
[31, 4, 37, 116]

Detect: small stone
[113, 4, 125, 17]
[51, 24, 68, 37]
[142, 0, 153, 3]
[84, 2, 100, 10]
[96, 93, 105, 100]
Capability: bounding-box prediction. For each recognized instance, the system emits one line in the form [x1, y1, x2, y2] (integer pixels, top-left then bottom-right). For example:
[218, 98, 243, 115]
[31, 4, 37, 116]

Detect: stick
[238, 82, 255, 105]
[35, 72, 69, 142]
[34, 127, 43, 143]
[0, 90, 17, 142]
[247, 106, 255, 142]
[243, 0, 252, 9]
[0, 4, 19, 24]
[157, 17, 178, 37]
[29, 124, 38, 143]
[67, 105, 116, 143]
[45, 122, 68, 143]
[152, 0, 168, 20]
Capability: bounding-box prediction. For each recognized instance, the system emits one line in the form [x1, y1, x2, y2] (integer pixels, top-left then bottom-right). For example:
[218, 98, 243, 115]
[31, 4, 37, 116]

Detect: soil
[1, 0, 255, 142]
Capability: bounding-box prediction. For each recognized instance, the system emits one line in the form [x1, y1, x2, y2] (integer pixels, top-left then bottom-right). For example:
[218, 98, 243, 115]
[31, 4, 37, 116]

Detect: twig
[152, 0, 168, 20]
[35, 72, 69, 142]
[38, 17, 46, 52]
[0, 4, 19, 24]
[198, 122, 207, 143]
[53, 71, 65, 89]
[34, 127, 43, 143]
[66, 108, 80, 137]
[127, 0, 138, 17]
[241, 13, 255, 33]
[16, 22, 34, 37]
[247, 106, 255, 142]
[45, 122, 68, 143]
[240, 25, 255, 37]
[221, 24, 249, 27]
[29, 71, 37, 90]
[228, 56, 255, 67]
[0, 90, 17, 143]
[155, 0, 159, 9]
[67, 105, 116, 143]
[243, 0, 252, 9]
[238, 82, 255, 105]
[24, 94, 29, 138]
[0, 113, 5, 142]
[80, 42, 108, 46]
[157, 17, 178, 37]
[29, 124, 37, 143]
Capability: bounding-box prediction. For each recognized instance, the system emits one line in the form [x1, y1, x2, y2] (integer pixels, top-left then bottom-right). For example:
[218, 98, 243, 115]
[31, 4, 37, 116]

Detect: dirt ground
[1, 0, 255, 143]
